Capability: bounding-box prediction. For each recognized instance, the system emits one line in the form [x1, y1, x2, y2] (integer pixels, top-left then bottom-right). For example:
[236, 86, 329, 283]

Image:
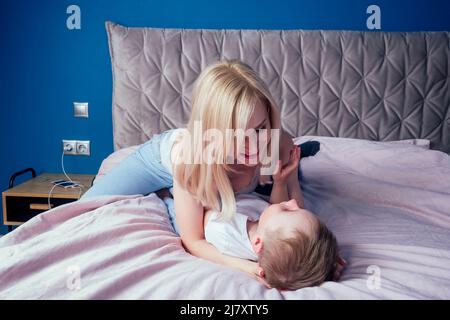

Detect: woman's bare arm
[172, 180, 260, 276]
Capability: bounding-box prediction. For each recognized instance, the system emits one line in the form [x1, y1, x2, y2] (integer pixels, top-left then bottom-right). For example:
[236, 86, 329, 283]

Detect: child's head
[252, 199, 339, 290]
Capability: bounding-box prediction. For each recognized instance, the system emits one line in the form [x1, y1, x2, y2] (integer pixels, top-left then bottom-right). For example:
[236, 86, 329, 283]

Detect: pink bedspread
[1, 137, 450, 299]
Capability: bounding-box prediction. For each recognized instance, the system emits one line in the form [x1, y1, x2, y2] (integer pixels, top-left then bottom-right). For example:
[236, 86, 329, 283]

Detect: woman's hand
[226, 258, 271, 288]
[273, 146, 301, 184]
[255, 267, 272, 288]
[333, 256, 347, 281]
[239, 260, 272, 288]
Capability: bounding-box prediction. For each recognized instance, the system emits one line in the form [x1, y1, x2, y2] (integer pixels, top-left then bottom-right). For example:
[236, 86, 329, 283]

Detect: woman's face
[237, 98, 272, 166]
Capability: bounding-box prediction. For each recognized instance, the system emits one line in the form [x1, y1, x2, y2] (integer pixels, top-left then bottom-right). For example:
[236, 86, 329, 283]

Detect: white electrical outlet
[62, 140, 77, 155]
[76, 140, 90, 156]
[62, 140, 90, 156]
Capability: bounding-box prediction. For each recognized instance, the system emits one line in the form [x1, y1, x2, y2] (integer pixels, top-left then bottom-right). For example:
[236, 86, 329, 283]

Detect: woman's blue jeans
[81, 132, 179, 233]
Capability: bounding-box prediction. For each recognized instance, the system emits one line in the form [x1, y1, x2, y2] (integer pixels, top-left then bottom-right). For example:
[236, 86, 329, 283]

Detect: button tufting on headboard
[106, 22, 450, 153]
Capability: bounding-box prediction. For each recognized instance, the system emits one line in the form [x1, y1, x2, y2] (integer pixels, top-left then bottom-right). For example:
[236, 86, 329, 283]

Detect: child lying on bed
[203, 194, 343, 290]
[158, 147, 345, 290]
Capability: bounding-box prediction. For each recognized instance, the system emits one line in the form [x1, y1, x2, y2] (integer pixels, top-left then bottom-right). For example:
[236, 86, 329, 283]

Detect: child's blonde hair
[259, 220, 339, 290]
[174, 59, 281, 220]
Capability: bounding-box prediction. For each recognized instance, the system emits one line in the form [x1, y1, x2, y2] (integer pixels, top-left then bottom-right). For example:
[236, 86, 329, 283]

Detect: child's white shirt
[204, 194, 269, 261]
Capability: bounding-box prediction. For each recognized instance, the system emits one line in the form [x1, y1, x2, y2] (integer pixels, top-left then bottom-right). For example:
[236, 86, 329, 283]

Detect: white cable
[62, 148, 74, 183]
[48, 181, 66, 210]
[60, 149, 85, 198]
[47, 149, 85, 210]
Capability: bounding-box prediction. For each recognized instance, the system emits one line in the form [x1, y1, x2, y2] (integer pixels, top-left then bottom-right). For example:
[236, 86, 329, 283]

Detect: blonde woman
[83, 60, 305, 282]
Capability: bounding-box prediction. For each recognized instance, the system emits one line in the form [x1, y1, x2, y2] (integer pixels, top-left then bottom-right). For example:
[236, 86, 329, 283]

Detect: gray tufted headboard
[106, 22, 450, 153]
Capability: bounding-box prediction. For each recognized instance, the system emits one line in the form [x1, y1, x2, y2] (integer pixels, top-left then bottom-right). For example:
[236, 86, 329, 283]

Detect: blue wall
[1, 0, 450, 234]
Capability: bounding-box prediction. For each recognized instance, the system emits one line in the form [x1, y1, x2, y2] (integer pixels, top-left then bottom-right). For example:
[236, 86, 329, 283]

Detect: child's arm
[287, 165, 305, 208]
[269, 178, 289, 204]
[269, 146, 300, 204]
[279, 132, 305, 208]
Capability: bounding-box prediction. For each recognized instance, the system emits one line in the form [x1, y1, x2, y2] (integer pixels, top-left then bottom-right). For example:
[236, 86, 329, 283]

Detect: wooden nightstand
[2, 169, 95, 232]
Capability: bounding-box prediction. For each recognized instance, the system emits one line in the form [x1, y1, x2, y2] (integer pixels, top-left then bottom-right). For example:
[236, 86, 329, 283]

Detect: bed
[0, 22, 449, 299]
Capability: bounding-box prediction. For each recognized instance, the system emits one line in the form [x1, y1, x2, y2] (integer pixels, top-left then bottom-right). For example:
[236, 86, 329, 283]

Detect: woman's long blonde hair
[174, 59, 281, 220]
